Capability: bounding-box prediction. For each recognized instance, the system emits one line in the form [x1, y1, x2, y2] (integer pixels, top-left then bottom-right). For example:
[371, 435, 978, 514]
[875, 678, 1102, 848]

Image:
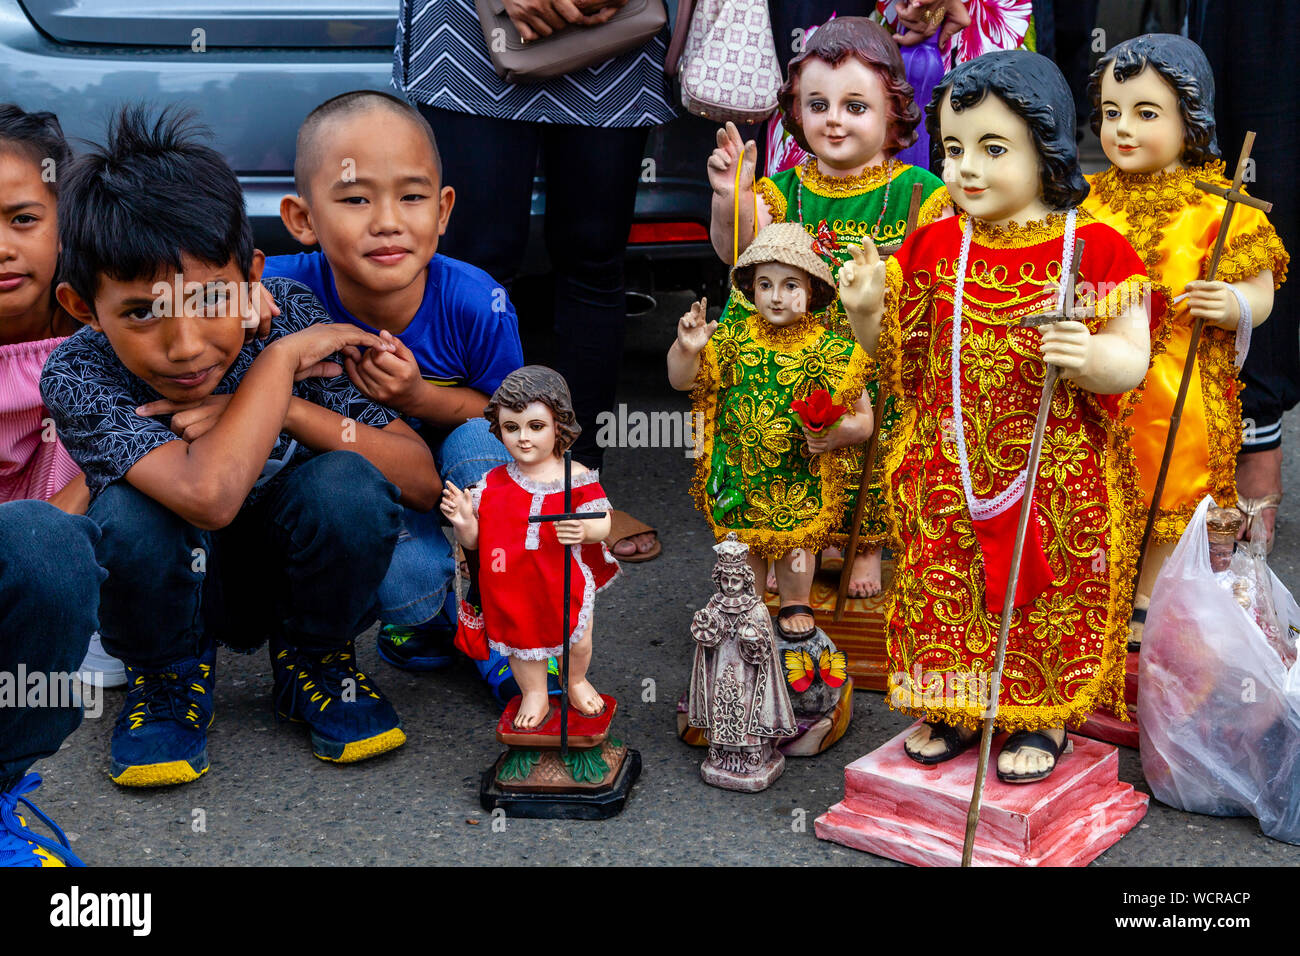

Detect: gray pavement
[34, 289, 1300, 867]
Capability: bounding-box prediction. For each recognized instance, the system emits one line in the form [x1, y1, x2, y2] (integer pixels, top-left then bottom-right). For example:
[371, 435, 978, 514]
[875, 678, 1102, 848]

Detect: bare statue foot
[513, 691, 551, 730]
[568, 678, 605, 716]
[848, 549, 883, 598]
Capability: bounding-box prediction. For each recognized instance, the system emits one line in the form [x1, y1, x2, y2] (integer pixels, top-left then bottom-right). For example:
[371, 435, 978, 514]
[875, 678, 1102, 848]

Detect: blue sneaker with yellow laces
[0, 773, 85, 867]
[109, 645, 215, 787]
[272, 640, 405, 763]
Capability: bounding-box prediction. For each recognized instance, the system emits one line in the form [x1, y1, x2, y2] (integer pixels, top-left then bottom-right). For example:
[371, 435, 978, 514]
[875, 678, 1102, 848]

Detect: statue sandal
[774, 604, 817, 641]
[1238, 493, 1282, 555]
[903, 721, 981, 765]
[996, 729, 1073, 784]
[1127, 606, 1146, 652]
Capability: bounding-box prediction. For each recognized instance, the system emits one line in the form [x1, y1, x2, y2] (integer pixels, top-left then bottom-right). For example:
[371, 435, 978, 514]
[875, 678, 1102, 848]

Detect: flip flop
[903, 721, 981, 765]
[774, 604, 817, 641]
[1238, 493, 1282, 555]
[1127, 606, 1146, 653]
[604, 509, 661, 564]
[996, 729, 1073, 784]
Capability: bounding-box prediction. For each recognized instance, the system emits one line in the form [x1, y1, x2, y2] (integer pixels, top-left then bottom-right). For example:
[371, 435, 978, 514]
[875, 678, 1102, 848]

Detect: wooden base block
[815, 722, 1148, 866]
[675, 679, 854, 756]
[480, 747, 641, 820]
[763, 561, 893, 690]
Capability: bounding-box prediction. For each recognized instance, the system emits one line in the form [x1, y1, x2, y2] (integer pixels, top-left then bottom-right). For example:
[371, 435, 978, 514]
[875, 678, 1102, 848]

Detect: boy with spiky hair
[41, 105, 440, 786]
[269, 90, 526, 702]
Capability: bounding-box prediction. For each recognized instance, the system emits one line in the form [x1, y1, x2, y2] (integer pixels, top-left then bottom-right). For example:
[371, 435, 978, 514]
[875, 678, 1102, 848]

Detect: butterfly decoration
[811, 219, 841, 258]
[784, 649, 815, 693]
[818, 649, 848, 688]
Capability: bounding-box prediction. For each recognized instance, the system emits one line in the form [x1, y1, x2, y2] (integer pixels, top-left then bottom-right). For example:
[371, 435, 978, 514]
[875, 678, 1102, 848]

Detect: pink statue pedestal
[815, 722, 1149, 866]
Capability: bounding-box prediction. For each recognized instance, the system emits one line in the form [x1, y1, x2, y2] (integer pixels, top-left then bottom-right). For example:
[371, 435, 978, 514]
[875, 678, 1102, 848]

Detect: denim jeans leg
[435, 417, 511, 492]
[376, 505, 456, 627]
[253, 451, 402, 652]
[88, 482, 212, 670]
[0, 500, 104, 791]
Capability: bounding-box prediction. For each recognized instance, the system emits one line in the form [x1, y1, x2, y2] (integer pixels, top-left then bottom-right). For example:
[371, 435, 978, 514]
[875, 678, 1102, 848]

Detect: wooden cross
[1133, 133, 1273, 597]
[527, 449, 607, 758]
[961, 238, 1088, 867]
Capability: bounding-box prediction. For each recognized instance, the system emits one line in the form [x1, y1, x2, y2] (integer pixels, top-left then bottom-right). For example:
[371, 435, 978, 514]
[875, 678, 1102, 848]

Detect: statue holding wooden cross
[1084, 34, 1289, 645]
[838, 50, 1154, 792]
[443, 366, 640, 819]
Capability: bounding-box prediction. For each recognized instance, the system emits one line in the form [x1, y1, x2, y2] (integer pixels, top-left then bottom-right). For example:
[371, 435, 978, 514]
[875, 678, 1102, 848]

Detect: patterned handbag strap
[949, 208, 1077, 521]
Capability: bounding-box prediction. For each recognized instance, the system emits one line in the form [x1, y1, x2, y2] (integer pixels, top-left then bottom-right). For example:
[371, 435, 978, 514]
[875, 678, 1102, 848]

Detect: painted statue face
[797, 57, 889, 173]
[498, 401, 559, 465]
[752, 262, 811, 326]
[1098, 66, 1185, 174]
[939, 92, 1050, 227]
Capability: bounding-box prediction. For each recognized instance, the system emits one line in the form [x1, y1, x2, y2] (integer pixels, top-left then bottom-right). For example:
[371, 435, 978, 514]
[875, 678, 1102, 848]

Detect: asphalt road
[32, 288, 1300, 867]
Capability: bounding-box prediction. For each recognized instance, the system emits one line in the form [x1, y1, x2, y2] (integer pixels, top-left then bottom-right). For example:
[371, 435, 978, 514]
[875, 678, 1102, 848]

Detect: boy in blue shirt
[42, 106, 441, 786]
[266, 90, 525, 702]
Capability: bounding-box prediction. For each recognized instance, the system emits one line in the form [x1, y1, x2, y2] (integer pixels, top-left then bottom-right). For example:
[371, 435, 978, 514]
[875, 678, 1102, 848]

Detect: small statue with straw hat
[668, 221, 874, 662]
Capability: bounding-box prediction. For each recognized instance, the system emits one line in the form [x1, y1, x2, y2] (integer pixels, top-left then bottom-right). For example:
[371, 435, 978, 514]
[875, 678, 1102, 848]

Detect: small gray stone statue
[688, 534, 798, 791]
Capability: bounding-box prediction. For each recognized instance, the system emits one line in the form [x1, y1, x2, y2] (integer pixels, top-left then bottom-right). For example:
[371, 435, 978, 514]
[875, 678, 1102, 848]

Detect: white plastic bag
[1139, 496, 1300, 844]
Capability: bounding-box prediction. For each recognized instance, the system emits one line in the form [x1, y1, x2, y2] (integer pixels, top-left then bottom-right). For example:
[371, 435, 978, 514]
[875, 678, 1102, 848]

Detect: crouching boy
[40, 106, 440, 787]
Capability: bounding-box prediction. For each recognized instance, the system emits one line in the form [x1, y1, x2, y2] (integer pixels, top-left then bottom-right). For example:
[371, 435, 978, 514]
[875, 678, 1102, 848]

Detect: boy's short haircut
[293, 90, 443, 196]
[58, 104, 254, 307]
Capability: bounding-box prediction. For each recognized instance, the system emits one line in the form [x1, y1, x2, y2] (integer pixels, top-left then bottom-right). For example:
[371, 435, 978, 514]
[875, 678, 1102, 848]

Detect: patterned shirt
[393, 0, 678, 127]
[40, 277, 398, 503]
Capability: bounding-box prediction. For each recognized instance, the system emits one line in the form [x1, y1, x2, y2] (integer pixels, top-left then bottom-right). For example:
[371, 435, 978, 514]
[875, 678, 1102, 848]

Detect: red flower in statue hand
[790, 389, 848, 432]
[811, 220, 841, 258]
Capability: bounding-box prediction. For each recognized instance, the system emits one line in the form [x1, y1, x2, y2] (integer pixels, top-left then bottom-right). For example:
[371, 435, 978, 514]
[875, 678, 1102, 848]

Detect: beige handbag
[672, 0, 780, 124]
[475, 0, 668, 83]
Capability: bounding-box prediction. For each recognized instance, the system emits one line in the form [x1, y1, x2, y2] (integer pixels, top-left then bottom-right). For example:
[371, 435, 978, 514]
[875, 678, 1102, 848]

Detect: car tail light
[627, 222, 709, 244]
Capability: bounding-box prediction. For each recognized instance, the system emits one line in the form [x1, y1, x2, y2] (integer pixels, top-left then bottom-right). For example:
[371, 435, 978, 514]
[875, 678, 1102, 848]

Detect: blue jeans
[89, 451, 402, 668]
[377, 418, 510, 627]
[0, 500, 104, 791]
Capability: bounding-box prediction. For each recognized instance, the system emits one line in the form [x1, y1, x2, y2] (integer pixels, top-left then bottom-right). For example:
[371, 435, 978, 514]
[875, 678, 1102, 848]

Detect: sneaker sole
[109, 754, 209, 788]
[311, 726, 407, 763]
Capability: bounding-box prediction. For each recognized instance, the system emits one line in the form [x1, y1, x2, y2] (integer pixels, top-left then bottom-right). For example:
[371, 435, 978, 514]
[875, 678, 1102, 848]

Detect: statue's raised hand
[675, 297, 717, 355]
[838, 239, 886, 319]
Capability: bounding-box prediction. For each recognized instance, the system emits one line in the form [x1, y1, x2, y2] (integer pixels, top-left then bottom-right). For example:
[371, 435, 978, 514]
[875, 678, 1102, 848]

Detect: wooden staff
[961, 239, 1088, 866]
[1132, 133, 1273, 599]
[834, 182, 925, 622]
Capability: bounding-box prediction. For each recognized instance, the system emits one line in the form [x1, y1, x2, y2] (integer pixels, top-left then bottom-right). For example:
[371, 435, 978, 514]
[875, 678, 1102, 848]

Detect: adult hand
[503, 0, 571, 41]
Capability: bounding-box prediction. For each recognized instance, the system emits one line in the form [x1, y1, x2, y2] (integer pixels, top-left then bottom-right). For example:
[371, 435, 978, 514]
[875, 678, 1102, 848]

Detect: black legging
[420, 107, 650, 471]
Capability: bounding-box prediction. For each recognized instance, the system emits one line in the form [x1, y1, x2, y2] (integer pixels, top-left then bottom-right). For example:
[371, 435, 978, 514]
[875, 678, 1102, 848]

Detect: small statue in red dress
[441, 366, 619, 730]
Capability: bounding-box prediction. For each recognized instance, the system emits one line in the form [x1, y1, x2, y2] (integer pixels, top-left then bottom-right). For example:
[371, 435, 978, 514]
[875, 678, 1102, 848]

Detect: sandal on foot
[903, 721, 981, 765]
[996, 729, 1072, 784]
[1128, 606, 1146, 653]
[604, 510, 661, 563]
[1238, 493, 1282, 555]
[774, 604, 817, 641]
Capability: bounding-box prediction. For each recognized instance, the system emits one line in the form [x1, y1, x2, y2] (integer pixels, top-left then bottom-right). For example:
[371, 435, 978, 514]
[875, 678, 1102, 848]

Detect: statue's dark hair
[926, 50, 1089, 211]
[778, 16, 921, 159]
[1087, 33, 1219, 167]
[484, 365, 580, 457]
